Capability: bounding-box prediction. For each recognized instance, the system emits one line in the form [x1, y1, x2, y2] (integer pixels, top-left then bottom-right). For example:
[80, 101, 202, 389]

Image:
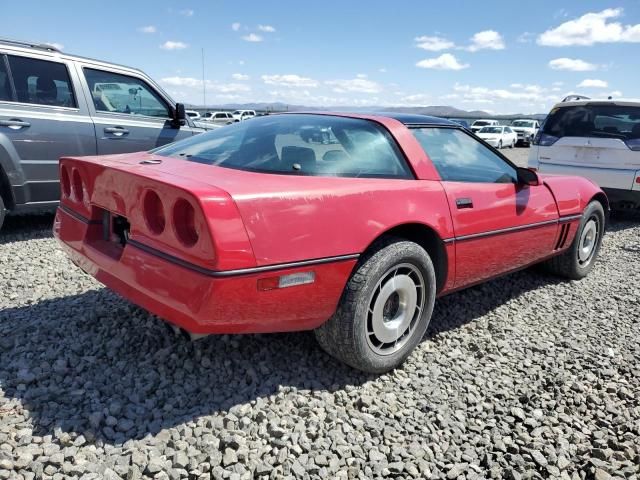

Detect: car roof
[0, 37, 146, 75]
[552, 99, 640, 109]
[371, 112, 458, 126]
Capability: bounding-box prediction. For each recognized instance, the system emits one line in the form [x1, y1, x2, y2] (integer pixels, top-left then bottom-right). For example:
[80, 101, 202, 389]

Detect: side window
[412, 127, 518, 183]
[0, 57, 12, 101]
[7, 55, 76, 107]
[83, 68, 169, 118]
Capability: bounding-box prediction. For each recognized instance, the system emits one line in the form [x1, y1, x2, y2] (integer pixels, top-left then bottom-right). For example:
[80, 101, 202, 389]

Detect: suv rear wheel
[315, 238, 436, 373]
[0, 195, 5, 232]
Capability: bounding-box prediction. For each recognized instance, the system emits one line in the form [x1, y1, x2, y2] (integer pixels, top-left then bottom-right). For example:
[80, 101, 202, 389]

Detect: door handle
[104, 126, 130, 137]
[0, 119, 31, 130]
[456, 198, 473, 209]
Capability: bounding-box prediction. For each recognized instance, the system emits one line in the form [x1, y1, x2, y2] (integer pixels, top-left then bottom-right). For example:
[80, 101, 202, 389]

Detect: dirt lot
[0, 178, 639, 479]
[501, 145, 530, 167]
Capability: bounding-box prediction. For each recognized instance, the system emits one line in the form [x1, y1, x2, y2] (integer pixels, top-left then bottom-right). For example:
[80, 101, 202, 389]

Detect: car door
[0, 53, 96, 206]
[411, 127, 559, 288]
[76, 65, 195, 155]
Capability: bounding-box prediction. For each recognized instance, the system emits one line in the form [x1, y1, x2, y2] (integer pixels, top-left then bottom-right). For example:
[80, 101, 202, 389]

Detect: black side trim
[444, 214, 582, 244]
[59, 205, 101, 225]
[127, 239, 360, 278]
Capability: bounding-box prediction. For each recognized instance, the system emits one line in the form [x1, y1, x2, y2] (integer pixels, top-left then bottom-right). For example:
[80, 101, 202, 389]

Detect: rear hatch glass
[542, 104, 640, 150]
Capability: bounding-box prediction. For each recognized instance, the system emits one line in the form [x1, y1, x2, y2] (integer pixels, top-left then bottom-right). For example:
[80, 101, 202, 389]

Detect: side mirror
[517, 167, 540, 186]
[171, 103, 186, 128]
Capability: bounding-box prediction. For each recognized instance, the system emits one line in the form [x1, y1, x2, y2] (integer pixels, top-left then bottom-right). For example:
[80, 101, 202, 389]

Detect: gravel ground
[501, 146, 530, 168]
[1, 208, 639, 480]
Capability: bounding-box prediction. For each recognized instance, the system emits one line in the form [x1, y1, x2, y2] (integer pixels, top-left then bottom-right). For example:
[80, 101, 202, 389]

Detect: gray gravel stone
[1, 211, 640, 480]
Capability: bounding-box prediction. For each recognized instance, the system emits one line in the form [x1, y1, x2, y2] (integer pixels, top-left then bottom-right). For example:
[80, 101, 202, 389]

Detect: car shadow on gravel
[0, 213, 55, 244]
[0, 265, 565, 446]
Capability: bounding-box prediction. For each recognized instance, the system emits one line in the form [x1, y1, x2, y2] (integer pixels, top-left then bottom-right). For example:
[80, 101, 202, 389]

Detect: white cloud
[416, 53, 469, 70]
[453, 83, 556, 103]
[466, 30, 505, 51]
[607, 90, 623, 98]
[517, 32, 534, 43]
[325, 77, 382, 93]
[258, 25, 276, 33]
[356, 73, 368, 79]
[538, 8, 640, 46]
[160, 41, 188, 51]
[577, 79, 608, 88]
[231, 73, 250, 81]
[180, 9, 194, 17]
[242, 33, 263, 42]
[160, 77, 251, 93]
[414, 35, 455, 51]
[138, 26, 156, 34]
[231, 22, 241, 31]
[553, 81, 564, 86]
[548, 57, 597, 71]
[379, 68, 387, 73]
[399, 93, 431, 105]
[262, 74, 318, 88]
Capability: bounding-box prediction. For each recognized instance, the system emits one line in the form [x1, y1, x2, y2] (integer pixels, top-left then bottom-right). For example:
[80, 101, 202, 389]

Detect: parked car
[0, 38, 214, 231]
[203, 111, 235, 125]
[185, 110, 201, 120]
[232, 109, 255, 121]
[54, 113, 607, 373]
[470, 119, 499, 133]
[529, 99, 640, 210]
[476, 126, 517, 149]
[511, 119, 540, 146]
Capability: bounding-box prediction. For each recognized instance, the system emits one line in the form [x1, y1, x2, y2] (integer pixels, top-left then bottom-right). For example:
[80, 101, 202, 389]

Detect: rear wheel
[542, 201, 605, 280]
[315, 238, 436, 373]
[498, 140, 503, 149]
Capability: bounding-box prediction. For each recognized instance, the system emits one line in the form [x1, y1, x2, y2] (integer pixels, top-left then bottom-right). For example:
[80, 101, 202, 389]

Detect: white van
[528, 100, 640, 210]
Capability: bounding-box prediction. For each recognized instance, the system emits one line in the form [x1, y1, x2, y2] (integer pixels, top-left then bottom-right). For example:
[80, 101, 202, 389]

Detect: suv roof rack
[0, 37, 61, 53]
[561, 94, 590, 103]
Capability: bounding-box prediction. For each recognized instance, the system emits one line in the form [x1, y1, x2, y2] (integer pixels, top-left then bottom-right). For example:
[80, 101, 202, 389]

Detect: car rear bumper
[54, 207, 356, 334]
[602, 187, 640, 208]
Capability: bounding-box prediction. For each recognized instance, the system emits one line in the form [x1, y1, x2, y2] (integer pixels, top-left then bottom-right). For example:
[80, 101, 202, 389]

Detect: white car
[476, 126, 517, 149]
[511, 119, 540, 146]
[203, 111, 236, 125]
[185, 110, 201, 120]
[470, 119, 499, 134]
[232, 109, 256, 121]
[529, 99, 640, 210]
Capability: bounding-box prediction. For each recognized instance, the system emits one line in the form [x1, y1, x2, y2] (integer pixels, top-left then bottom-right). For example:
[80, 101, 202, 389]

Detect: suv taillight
[533, 132, 559, 147]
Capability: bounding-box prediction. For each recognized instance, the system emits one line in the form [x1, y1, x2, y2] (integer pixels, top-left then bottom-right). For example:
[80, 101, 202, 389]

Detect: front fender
[541, 174, 607, 216]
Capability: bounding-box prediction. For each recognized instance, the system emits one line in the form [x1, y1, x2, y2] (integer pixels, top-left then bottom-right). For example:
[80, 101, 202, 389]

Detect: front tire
[0, 195, 5, 232]
[498, 140, 503, 149]
[542, 201, 605, 280]
[315, 238, 436, 373]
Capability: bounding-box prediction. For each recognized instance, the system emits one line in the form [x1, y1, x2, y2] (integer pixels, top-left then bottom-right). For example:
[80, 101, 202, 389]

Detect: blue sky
[3, 1, 640, 113]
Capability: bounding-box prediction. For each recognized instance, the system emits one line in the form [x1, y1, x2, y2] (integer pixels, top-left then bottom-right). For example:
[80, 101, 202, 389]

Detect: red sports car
[54, 113, 607, 373]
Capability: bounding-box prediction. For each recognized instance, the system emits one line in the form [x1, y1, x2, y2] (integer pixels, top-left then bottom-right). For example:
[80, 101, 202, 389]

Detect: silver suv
[0, 38, 211, 230]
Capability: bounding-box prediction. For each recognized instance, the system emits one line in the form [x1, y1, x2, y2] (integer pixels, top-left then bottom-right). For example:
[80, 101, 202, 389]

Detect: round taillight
[143, 190, 165, 235]
[72, 169, 84, 202]
[60, 166, 71, 198]
[173, 198, 199, 247]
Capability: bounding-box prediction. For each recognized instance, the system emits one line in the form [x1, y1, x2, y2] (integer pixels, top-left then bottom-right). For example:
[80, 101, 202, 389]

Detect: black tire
[542, 201, 605, 280]
[498, 140, 502, 149]
[0, 195, 5, 232]
[314, 238, 436, 373]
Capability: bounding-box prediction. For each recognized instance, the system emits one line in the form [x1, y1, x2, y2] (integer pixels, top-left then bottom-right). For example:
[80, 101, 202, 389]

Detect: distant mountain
[185, 102, 546, 120]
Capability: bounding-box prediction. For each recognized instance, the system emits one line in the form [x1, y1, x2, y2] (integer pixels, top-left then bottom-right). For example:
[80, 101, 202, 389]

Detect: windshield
[542, 104, 640, 141]
[512, 120, 534, 127]
[232, 110, 241, 115]
[473, 121, 490, 127]
[479, 127, 502, 134]
[154, 114, 413, 179]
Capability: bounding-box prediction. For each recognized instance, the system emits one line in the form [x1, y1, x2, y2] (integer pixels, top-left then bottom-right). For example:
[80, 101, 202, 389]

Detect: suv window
[412, 127, 518, 183]
[0, 57, 11, 101]
[542, 104, 640, 143]
[83, 68, 169, 118]
[7, 55, 76, 107]
[155, 114, 413, 179]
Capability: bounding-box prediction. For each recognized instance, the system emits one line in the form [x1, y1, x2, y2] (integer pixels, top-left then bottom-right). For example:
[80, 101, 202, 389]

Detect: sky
[3, 0, 640, 114]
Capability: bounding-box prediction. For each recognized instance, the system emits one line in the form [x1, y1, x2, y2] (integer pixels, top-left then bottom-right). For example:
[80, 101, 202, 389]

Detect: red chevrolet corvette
[54, 113, 607, 372]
